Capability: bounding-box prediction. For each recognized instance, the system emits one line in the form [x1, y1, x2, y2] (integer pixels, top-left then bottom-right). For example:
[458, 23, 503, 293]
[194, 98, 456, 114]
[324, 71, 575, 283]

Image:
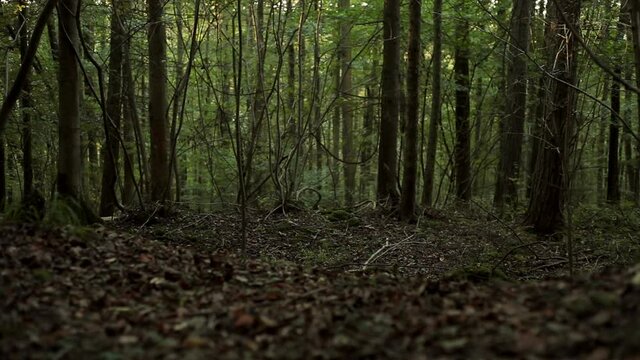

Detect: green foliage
[42, 195, 100, 227]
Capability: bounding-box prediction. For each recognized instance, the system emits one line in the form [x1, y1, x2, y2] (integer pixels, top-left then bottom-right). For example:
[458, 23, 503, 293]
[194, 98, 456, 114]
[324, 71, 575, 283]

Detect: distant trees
[0, 0, 638, 239]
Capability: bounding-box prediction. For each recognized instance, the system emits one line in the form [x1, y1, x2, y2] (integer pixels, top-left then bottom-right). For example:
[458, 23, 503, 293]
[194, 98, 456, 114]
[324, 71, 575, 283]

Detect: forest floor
[2, 204, 640, 359]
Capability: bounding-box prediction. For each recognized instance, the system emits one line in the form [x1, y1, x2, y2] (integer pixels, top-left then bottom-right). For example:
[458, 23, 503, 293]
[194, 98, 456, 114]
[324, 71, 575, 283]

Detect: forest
[2, 0, 640, 358]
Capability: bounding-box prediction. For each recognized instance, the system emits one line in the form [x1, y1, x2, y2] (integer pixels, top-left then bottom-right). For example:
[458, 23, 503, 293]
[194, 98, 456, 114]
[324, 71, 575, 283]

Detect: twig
[491, 241, 545, 275]
[468, 198, 539, 259]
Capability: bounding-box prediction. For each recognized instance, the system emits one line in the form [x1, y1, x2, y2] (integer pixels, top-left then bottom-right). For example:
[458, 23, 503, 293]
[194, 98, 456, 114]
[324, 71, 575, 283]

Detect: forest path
[2, 209, 640, 358]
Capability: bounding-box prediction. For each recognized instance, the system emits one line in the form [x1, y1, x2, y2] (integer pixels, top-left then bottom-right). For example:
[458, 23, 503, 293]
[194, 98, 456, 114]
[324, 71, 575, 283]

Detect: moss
[326, 209, 353, 222]
[446, 263, 507, 282]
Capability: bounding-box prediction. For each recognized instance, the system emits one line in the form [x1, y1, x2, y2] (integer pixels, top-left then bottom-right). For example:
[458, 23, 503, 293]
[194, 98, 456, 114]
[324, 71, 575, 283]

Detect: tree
[423, 0, 442, 207]
[454, 4, 471, 202]
[339, 0, 356, 206]
[495, 0, 531, 211]
[148, 0, 169, 202]
[525, 0, 581, 234]
[18, 1, 33, 200]
[606, 11, 624, 204]
[629, 0, 640, 203]
[0, 135, 5, 212]
[57, 0, 82, 199]
[99, 0, 124, 216]
[400, 0, 421, 220]
[377, 0, 400, 206]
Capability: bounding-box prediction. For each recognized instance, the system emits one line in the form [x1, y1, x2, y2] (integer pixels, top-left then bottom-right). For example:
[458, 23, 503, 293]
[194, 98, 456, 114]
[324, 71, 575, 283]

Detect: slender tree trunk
[123, 37, 147, 199]
[46, 15, 58, 61]
[57, 0, 82, 198]
[629, 0, 640, 203]
[454, 9, 471, 201]
[332, 64, 340, 201]
[360, 60, 377, 200]
[245, 0, 265, 200]
[339, 0, 355, 205]
[377, 0, 400, 206]
[170, 1, 185, 203]
[0, 135, 5, 211]
[122, 27, 135, 206]
[423, 0, 442, 206]
[606, 10, 627, 203]
[495, 0, 531, 210]
[313, 0, 322, 174]
[400, 0, 421, 220]
[607, 74, 621, 203]
[624, 64, 637, 199]
[19, 2, 33, 198]
[148, 0, 169, 202]
[525, 0, 581, 234]
[596, 77, 609, 202]
[99, 0, 124, 216]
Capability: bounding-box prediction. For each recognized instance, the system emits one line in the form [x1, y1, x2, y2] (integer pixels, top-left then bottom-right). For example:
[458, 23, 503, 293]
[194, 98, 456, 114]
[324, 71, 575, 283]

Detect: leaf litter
[1, 208, 640, 359]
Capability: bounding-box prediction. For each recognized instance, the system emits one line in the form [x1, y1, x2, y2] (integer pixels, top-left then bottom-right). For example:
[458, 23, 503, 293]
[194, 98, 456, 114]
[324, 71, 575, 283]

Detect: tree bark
[525, 0, 581, 234]
[400, 0, 421, 220]
[607, 69, 621, 203]
[57, 0, 82, 198]
[19, 1, 33, 198]
[495, 0, 531, 210]
[46, 14, 58, 61]
[148, 0, 169, 202]
[629, 0, 640, 203]
[423, 0, 442, 206]
[0, 135, 5, 212]
[99, 0, 124, 216]
[339, 0, 355, 205]
[454, 9, 471, 202]
[377, 0, 400, 206]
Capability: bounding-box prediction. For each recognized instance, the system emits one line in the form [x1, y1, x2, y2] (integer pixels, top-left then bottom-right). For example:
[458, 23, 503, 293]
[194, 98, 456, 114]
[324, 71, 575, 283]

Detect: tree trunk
[400, 0, 421, 220]
[339, 0, 355, 205]
[525, 0, 581, 234]
[596, 77, 609, 202]
[606, 17, 624, 203]
[607, 68, 621, 203]
[0, 135, 5, 212]
[454, 10, 471, 202]
[57, 0, 82, 198]
[121, 20, 135, 206]
[423, 0, 442, 206]
[360, 60, 377, 200]
[170, 1, 185, 203]
[624, 64, 637, 199]
[495, 0, 531, 210]
[19, 1, 33, 198]
[629, 0, 640, 203]
[99, 0, 124, 216]
[148, 0, 169, 202]
[313, 0, 322, 174]
[377, 0, 400, 206]
[331, 64, 340, 201]
[46, 15, 58, 61]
